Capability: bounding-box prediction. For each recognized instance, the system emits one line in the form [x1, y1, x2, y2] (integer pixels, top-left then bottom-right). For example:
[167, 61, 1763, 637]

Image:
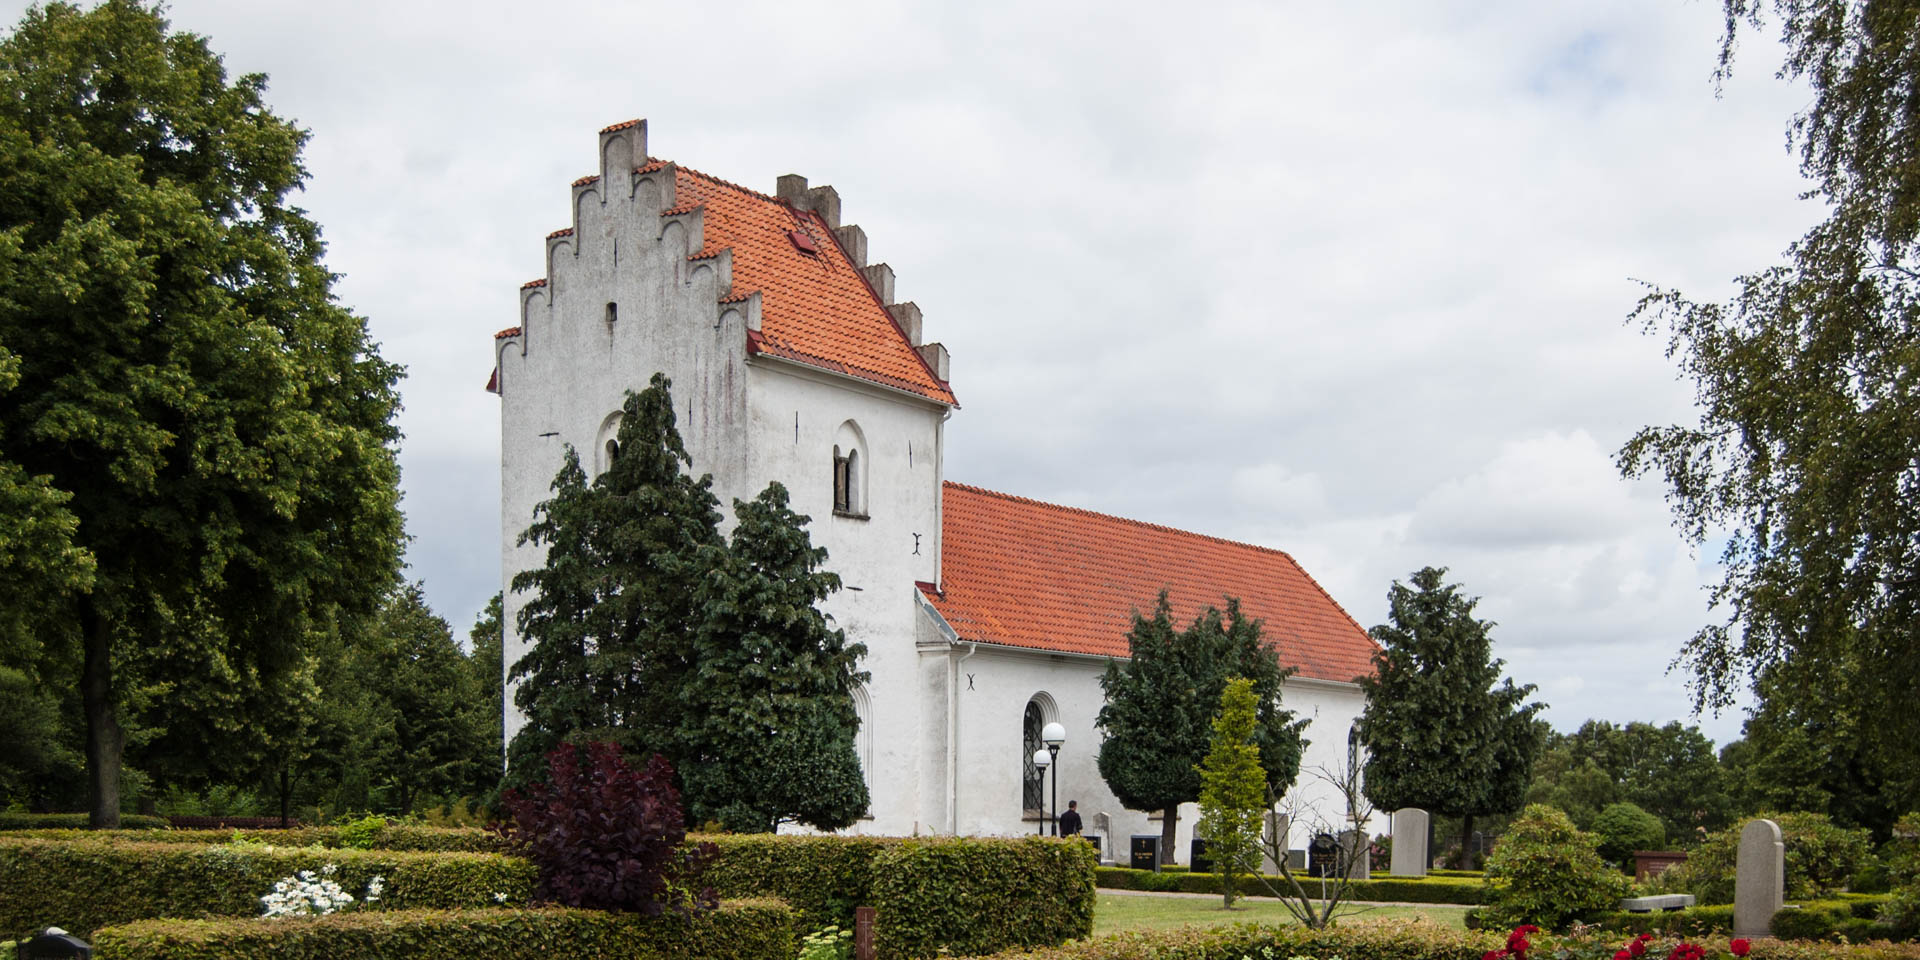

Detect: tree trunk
[1160, 806, 1179, 866]
[1456, 813, 1475, 869]
[82, 601, 123, 829]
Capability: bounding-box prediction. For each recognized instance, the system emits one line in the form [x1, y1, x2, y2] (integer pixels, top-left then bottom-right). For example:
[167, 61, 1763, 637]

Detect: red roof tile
[925, 483, 1378, 684]
[520, 278, 547, 290]
[600, 118, 643, 133]
[494, 326, 522, 339]
[647, 161, 956, 405]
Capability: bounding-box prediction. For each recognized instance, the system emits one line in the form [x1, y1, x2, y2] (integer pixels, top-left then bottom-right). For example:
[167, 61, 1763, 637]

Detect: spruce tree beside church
[679, 482, 870, 832]
[508, 374, 869, 828]
[506, 374, 724, 787]
[1355, 566, 1545, 866]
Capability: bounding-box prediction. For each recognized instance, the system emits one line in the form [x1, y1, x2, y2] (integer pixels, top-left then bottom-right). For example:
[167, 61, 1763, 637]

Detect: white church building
[492, 120, 1382, 860]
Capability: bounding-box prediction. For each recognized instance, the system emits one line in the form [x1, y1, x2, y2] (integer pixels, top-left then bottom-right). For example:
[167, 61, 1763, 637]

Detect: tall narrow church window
[832, 420, 869, 519]
[833, 447, 851, 513]
[605, 301, 618, 325]
[1022, 701, 1045, 815]
[605, 439, 620, 466]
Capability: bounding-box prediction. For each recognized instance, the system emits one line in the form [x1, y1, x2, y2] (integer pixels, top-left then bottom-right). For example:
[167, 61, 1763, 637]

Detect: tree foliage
[1482, 803, 1629, 930]
[1591, 801, 1666, 867]
[507, 375, 868, 830]
[1356, 567, 1544, 861]
[1524, 720, 1734, 844]
[678, 482, 870, 833]
[1622, 0, 1920, 805]
[0, 0, 404, 824]
[1196, 677, 1266, 908]
[1096, 593, 1306, 862]
[506, 374, 723, 785]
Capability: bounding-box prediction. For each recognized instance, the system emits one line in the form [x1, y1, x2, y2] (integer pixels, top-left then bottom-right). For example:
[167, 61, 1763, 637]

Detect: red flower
[1516, 927, 1542, 936]
[1484, 950, 1508, 960]
[1508, 935, 1532, 954]
[1668, 944, 1706, 960]
[1638, 934, 1655, 943]
[1615, 951, 1632, 960]
[1730, 941, 1751, 958]
[1630, 940, 1647, 957]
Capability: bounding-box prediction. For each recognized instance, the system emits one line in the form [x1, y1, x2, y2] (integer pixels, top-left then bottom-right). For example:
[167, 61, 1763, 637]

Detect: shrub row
[0, 825, 502, 852]
[88, 901, 797, 960]
[0, 838, 535, 939]
[1093, 866, 1493, 904]
[702, 833, 1095, 958]
[1586, 896, 1902, 942]
[0, 813, 169, 830]
[977, 919, 1920, 960]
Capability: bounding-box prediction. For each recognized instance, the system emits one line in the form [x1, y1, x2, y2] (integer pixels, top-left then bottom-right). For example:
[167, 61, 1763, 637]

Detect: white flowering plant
[258, 864, 386, 919]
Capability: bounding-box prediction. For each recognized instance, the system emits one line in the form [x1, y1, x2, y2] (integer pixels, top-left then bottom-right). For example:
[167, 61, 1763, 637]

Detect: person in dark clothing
[1058, 800, 1082, 837]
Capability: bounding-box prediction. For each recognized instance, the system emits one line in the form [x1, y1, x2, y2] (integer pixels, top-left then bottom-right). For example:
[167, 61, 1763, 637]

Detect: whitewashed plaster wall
[904, 629, 1376, 861]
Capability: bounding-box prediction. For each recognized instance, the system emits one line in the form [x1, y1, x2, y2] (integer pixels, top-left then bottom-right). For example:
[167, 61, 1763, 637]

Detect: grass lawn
[1093, 893, 1472, 936]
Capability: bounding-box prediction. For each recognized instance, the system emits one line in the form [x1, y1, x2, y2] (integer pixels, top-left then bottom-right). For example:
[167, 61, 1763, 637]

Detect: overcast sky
[8, 0, 1820, 746]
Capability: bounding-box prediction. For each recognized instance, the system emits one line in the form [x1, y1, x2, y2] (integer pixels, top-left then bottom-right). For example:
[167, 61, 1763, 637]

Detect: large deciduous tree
[677, 482, 870, 832]
[0, 0, 404, 825]
[1524, 719, 1735, 843]
[1097, 594, 1306, 865]
[1620, 0, 1920, 805]
[1356, 567, 1544, 866]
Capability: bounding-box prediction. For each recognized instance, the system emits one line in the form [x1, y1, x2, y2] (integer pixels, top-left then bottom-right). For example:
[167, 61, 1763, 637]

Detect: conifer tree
[1356, 567, 1545, 866]
[506, 374, 723, 786]
[1197, 677, 1265, 907]
[678, 482, 870, 832]
[1097, 594, 1306, 864]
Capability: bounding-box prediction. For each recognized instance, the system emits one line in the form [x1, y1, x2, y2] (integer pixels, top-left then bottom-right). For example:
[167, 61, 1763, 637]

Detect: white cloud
[0, 0, 1792, 745]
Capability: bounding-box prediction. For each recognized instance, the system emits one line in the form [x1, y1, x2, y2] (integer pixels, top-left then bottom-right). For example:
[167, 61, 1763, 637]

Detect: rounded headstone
[1734, 818, 1785, 939]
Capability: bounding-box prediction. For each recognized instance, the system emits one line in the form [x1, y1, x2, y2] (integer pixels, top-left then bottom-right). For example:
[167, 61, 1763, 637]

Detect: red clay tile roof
[600, 119, 643, 133]
[520, 278, 547, 290]
[494, 326, 522, 339]
[638, 160, 956, 405]
[925, 482, 1378, 684]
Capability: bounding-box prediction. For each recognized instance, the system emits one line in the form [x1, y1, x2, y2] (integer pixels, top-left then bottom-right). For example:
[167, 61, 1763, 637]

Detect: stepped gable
[641, 159, 957, 405]
[923, 482, 1379, 684]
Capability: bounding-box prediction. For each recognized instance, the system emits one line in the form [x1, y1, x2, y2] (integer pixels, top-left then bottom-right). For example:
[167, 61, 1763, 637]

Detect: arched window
[594, 411, 623, 477]
[832, 420, 868, 518]
[1022, 701, 1045, 814]
[851, 683, 874, 787]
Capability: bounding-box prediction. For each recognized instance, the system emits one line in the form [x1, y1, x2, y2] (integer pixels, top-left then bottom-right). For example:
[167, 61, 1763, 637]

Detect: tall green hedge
[699, 833, 896, 923]
[1093, 866, 1493, 904]
[870, 836, 1096, 959]
[0, 839, 534, 939]
[88, 901, 797, 960]
[0, 825, 501, 852]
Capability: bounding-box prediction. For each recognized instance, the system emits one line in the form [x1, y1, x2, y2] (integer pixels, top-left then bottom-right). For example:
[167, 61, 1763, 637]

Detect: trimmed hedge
[89, 900, 797, 960]
[0, 813, 169, 830]
[1591, 897, 1902, 942]
[0, 838, 535, 939]
[1093, 866, 1492, 904]
[702, 833, 1096, 957]
[0, 825, 502, 852]
[870, 836, 1096, 959]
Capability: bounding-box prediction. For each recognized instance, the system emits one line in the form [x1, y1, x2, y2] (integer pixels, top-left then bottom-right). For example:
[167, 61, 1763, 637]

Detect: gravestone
[853, 907, 876, 960]
[1390, 808, 1430, 877]
[1341, 828, 1371, 879]
[1129, 834, 1160, 872]
[1734, 818, 1785, 939]
[1308, 832, 1338, 877]
[1092, 812, 1113, 863]
[1190, 838, 1212, 873]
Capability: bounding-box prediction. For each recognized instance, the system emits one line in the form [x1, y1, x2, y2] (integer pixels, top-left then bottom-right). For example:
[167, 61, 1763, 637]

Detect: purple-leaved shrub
[496, 742, 717, 914]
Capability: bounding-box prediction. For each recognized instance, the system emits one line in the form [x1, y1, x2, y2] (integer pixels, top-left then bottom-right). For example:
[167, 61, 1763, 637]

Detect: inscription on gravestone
[1734, 818, 1785, 939]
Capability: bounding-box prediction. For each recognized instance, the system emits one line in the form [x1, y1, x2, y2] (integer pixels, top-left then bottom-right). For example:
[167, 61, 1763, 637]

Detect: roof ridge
[638, 157, 788, 207]
[943, 481, 1306, 564]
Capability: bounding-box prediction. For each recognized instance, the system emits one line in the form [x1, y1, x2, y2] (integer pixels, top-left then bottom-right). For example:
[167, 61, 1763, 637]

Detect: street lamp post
[1030, 747, 1052, 836]
[1042, 722, 1066, 837]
